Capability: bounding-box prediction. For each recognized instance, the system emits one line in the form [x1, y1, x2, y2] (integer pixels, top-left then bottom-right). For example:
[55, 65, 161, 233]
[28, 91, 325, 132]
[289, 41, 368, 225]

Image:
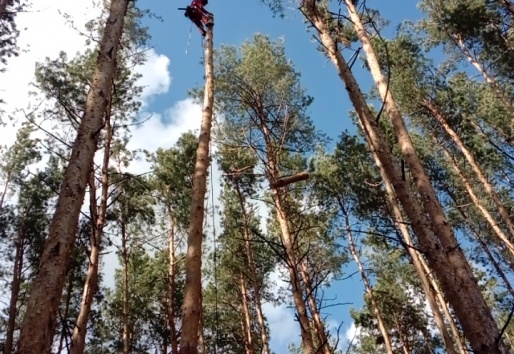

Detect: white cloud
[134, 49, 171, 106]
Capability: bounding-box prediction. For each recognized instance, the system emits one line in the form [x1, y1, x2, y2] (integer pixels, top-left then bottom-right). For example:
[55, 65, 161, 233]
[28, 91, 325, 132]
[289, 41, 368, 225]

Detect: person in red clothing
[184, 0, 213, 37]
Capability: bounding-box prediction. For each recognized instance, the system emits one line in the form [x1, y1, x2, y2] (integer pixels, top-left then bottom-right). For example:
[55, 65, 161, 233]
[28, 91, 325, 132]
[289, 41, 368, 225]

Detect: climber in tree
[184, 0, 213, 37]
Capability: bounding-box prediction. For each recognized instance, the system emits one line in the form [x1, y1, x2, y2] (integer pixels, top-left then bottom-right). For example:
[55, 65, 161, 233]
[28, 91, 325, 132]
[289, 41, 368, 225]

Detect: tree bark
[71, 99, 112, 354]
[442, 146, 514, 257]
[375, 152, 459, 354]
[180, 23, 215, 354]
[239, 274, 254, 354]
[270, 172, 309, 189]
[425, 100, 514, 239]
[301, 1, 507, 352]
[298, 260, 331, 354]
[15, 1, 129, 352]
[167, 211, 179, 354]
[233, 179, 270, 354]
[341, 202, 394, 354]
[4, 228, 25, 354]
[121, 220, 130, 354]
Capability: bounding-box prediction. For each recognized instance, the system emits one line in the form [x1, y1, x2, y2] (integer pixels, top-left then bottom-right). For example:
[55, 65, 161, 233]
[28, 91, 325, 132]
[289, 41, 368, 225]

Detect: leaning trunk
[233, 179, 270, 354]
[4, 229, 25, 354]
[298, 260, 331, 354]
[71, 99, 112, 354]
[342, 202, 394, 354]
[180, 23, 215, 354]
[16, 1, 129, 352]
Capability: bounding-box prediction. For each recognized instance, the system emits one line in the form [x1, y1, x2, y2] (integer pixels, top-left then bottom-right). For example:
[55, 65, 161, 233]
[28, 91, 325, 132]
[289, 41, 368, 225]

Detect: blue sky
[133, 0, 425, 352]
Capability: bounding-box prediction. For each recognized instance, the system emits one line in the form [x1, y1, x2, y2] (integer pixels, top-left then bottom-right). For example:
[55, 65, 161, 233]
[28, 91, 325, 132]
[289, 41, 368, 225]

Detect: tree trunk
[341, 202, 394, 354]
[180, 23, 215, 354]
[240, 274, 254, 354]
[58, 271, 75, 353]
[0, 0, 8, 22]
[424, 100, 514, 239]
[298, 260, 331, 354]
[4, 229, 25, 354]
[376, 152, 459, 354]
[15, 1, 129, 352]
[442, 146, 514, 257]
[71, 100, 112, 354]
[167, 211, 179, 354]
[301, 1, 507, 352]
[233, 180, 270, 354]
[121, 220, 130, 354]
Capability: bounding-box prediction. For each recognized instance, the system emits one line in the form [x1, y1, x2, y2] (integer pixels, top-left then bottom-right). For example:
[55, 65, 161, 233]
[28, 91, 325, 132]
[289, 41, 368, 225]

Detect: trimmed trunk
[301, 1, 507, 352]
[180, 23, 215, 354]
[233, 180, 270, 354]
[16, 1, 129, 352]
[442, 147, 514, 257]
[341, 202, 394, 354]
[298, 260, 331, 354]
[376, 152, 459, 354]
[167, 211, 179, 354]
[4, 228, 25, 354]
[425, 100, 514, 239]
[240, 274, 254, 354]
[71, 100, 112, 354]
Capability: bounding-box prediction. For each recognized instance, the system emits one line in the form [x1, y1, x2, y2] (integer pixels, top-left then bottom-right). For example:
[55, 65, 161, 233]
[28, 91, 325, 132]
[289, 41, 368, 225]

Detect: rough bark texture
[342, 2, 508, 352]
[4, 228, 24, 354]
[234, 180, 270, 354]
[425, 100, 514, 239]
[15, 1, 129, 352]
[71, 103, 112, 354]
[301, 1, 507, 352]
[376, 154, 459, 354]
[179, 24, 215, 354]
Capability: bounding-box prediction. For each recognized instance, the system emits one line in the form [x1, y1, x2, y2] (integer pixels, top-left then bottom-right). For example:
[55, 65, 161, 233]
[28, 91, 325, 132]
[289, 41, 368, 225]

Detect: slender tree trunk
[180, 22, 215, 354]
[4, 229, 25, 354]
[240, 274, 254, 354]
[425, 100, 514, 239]
[16, 1, 129, 352]
[442, 146, 514, 257]
[167, 211, 179, 354]
[58, 271, 75, 353]
[0, 0, 8, 21]
[341, 203, 394, 354]
[233, 179, 270, 354]
[301, 1, 507, 352]
[298, 260, 331, 354]
[376, 153, 459, 354]
[0, 173, 11, 210]
[121, 221, 130, 354]
[71, 100, 112, 354]
[198, 311, 206, 354]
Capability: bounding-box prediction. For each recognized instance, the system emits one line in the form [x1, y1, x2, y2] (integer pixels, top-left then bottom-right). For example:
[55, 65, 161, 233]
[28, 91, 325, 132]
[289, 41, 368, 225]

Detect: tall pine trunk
[167, 210, 179, 354]
[4, 228, 25, 354]
[233, 180, 270, 354]
[180, 23, 215, 354]
[301, 1, 507, 352]
[16, 1, 129, 352]
[341, 201, 394, 354]
[425, 100, 514, 239]
[239, 273, 254, 354]
[71, 101, 112, 354]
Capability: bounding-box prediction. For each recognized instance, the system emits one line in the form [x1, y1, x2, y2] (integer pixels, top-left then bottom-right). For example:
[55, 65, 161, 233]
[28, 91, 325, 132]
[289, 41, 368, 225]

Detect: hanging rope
[185, 21, 193, 54]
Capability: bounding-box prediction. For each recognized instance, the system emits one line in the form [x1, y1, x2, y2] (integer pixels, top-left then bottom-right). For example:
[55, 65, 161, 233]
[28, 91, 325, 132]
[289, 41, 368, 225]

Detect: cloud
[134, 49, 171, 106]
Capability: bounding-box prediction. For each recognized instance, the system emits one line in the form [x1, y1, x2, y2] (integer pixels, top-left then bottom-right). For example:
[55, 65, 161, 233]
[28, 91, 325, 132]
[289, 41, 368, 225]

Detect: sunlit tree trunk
[299, 1, 507, 352]
[341, 201, 394, 354]
[240, 274, 254, 354]
[167, 210, 179, 354]
[180, 21, 215, 354]
[16, 1, 129, 352]
[4, 228, 25, 354]
[71, 101, 112, 354]
[233, 180, 270, 354]
[298, 260, 331, 354]
[425, 100, 514, 239]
